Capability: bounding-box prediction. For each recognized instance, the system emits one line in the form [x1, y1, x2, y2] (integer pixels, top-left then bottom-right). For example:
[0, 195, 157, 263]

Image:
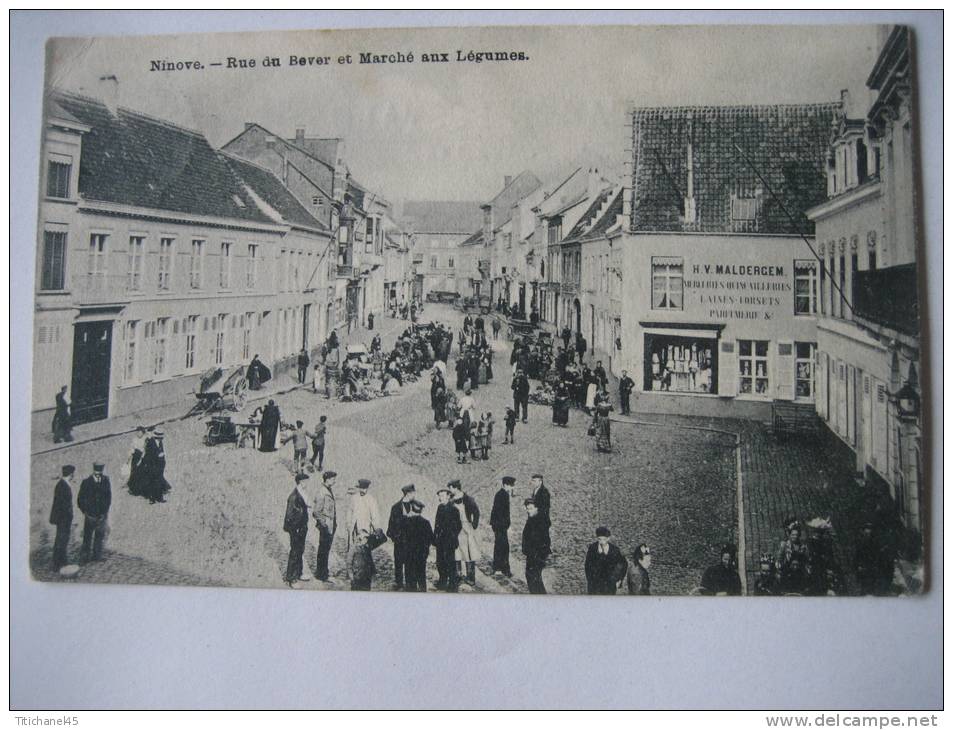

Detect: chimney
[840, 88, 851, 113]
[587, 167, 603, 201]
[504, 175, 513, 188]
[295, 126, 306, 143]
[98, 74, 119, 115]
[244, 122, 254, 131]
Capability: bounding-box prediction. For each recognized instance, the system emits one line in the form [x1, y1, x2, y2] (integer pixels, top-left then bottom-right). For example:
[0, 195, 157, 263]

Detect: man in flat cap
[490, 476, 515, 577]
[403, 500, 434, 592]
[283, 472, 311, 587]
[346, 479, 382, 590]
[49, 465, 76, 572]
[78, 462, 112, 563]
[311, 471, 338, 582]
[521, 498, 551, 594]
[584, 526, 628, 595]
[387, 484, 417, 590]
[433, 486, 461, 591]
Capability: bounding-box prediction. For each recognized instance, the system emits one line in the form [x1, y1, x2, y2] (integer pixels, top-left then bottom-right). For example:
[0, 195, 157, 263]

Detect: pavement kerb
[29, 312, 415, 458]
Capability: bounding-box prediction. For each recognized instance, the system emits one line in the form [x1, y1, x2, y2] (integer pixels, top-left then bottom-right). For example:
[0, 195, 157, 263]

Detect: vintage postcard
[29, 23, 924, 597]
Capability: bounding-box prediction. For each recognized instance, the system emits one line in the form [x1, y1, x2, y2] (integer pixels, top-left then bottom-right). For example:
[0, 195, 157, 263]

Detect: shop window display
[739, 340, 770, 395]
[644, 334, 717, 394]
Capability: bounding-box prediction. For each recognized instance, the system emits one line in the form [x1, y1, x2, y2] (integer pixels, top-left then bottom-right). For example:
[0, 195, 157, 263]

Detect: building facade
[807, 26, 923, 536]
[34, 91, 332, 423]
[618, 102, 840, 418]
[400, 200, 483, 300]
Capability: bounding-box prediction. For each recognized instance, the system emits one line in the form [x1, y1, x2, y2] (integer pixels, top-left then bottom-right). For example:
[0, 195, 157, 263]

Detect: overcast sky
[47, 24, 883, 203]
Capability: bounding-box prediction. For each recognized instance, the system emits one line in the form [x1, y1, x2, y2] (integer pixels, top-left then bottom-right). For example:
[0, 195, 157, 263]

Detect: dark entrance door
[71, 320, 112, 424]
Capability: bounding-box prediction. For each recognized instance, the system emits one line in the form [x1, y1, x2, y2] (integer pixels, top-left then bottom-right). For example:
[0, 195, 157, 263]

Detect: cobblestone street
[30, 303, 877, 596]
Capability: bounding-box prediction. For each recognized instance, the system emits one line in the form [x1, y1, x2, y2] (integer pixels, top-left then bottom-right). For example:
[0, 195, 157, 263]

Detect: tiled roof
[485, 170, 542, 220]
[580, 187, 624, 240]
[222, 154, 328, 231]
[402, 200, 484, 234]
[629, 103, 840, 234]
[563, 187, 614, 242]
[50, 90, 273, 224]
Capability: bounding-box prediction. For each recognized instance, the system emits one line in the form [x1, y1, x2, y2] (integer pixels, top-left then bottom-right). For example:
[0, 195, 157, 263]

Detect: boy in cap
[386, 484, 417, 590]
[282, 420, 310, 474]
[49, 465, 76, 572]
[490, 476, 515, 577]
[309, 416, 328, 471]
[521, 498, 551, 594]
[403, 500, 434, 592]
[283, 473, 311, 586]
[452, 417, 469, 464]
[584, 526, 627, 595]
[78, 462, 112, 563]
[433, 486, 461, 591]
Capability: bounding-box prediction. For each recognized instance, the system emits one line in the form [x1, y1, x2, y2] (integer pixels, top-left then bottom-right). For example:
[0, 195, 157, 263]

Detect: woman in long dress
[52, 386, 72, 443]
[591, 389, 613, 452]
[259, 399, 281, 452]
[140, 430, 172, 503]
[552, 380, 570, 426]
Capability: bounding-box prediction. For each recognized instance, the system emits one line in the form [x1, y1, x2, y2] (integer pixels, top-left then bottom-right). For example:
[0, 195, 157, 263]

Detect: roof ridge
[118, 106, 204, 137]
[630, 101, 841, 113]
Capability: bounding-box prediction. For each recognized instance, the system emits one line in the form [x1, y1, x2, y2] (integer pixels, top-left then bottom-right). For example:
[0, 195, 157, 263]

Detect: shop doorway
[573, 298, 581, 332]
[70, 320, 112, 424]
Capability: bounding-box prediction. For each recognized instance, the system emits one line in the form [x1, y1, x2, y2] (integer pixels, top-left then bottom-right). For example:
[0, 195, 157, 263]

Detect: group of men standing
[49, 462, 113, 572]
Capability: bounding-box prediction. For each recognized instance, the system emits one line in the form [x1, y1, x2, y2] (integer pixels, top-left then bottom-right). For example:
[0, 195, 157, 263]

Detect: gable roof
[402, 200, 483, 234]
[629, 103, 840, 234]
[50, 90, 274, 224]
[563, 187, 615, 242]
[484, 170, 542, 225]
[580, 187, 624, 240]
[221, 154, 328, 232]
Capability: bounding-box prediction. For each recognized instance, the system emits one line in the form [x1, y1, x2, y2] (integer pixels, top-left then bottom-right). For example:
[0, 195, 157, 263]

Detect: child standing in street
[484, 412, 495, 456]
[503, 406, 517, 445]
[452, 418, 469, 464]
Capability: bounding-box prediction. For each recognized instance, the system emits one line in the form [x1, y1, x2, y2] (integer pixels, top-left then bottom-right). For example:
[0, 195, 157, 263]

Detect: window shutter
[718, 340, 737, 397]
[776, 341, 795, 401]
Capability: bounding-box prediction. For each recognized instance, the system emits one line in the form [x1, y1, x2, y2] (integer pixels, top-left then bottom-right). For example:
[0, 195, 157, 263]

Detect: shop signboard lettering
[684, 261, 792, 320]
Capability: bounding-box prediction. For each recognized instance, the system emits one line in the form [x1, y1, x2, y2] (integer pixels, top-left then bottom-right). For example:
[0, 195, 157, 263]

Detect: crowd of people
[44, 305, 897, 598]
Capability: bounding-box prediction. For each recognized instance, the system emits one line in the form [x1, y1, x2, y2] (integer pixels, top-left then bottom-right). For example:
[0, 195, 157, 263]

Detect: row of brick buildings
[434, 26, 924, 537]
[34, 89, 415, 423]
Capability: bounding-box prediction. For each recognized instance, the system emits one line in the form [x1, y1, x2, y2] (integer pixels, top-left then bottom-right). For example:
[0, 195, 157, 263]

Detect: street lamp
[888, 363, 920, 421]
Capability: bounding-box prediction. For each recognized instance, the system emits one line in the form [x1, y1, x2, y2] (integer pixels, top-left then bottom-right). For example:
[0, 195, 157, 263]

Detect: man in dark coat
[511, 369, 530, 424]
[455, 356, 468, 391]
[386, 484, 417, 590]
[584, 526, 628, 595]
[403, 500, 434, 592]
[49, 464, 76, 571]
[468, 349, 480, 391]
[490, 476, 514, 576]
[561, 326, 572, 353]
[619, 370, 635, 415]
[433, 486, 461, 591]
[326, 329, 339, 352]
[522, 498, 551, 594]
[700, 544, 744, 596]
[259, 399, 281, 452]
[593, 361, 608, 390]
[283, 473, 310, 586]
[296, 349, 310, 384]
[77, 463, 112, 562]
[575, 332, 588, 364]
[529, 473, 551, 528]
[854, 523, 894, 596]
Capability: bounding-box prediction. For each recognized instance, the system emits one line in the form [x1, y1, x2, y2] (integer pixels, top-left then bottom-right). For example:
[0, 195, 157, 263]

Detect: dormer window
[46, 155, 72, 199]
